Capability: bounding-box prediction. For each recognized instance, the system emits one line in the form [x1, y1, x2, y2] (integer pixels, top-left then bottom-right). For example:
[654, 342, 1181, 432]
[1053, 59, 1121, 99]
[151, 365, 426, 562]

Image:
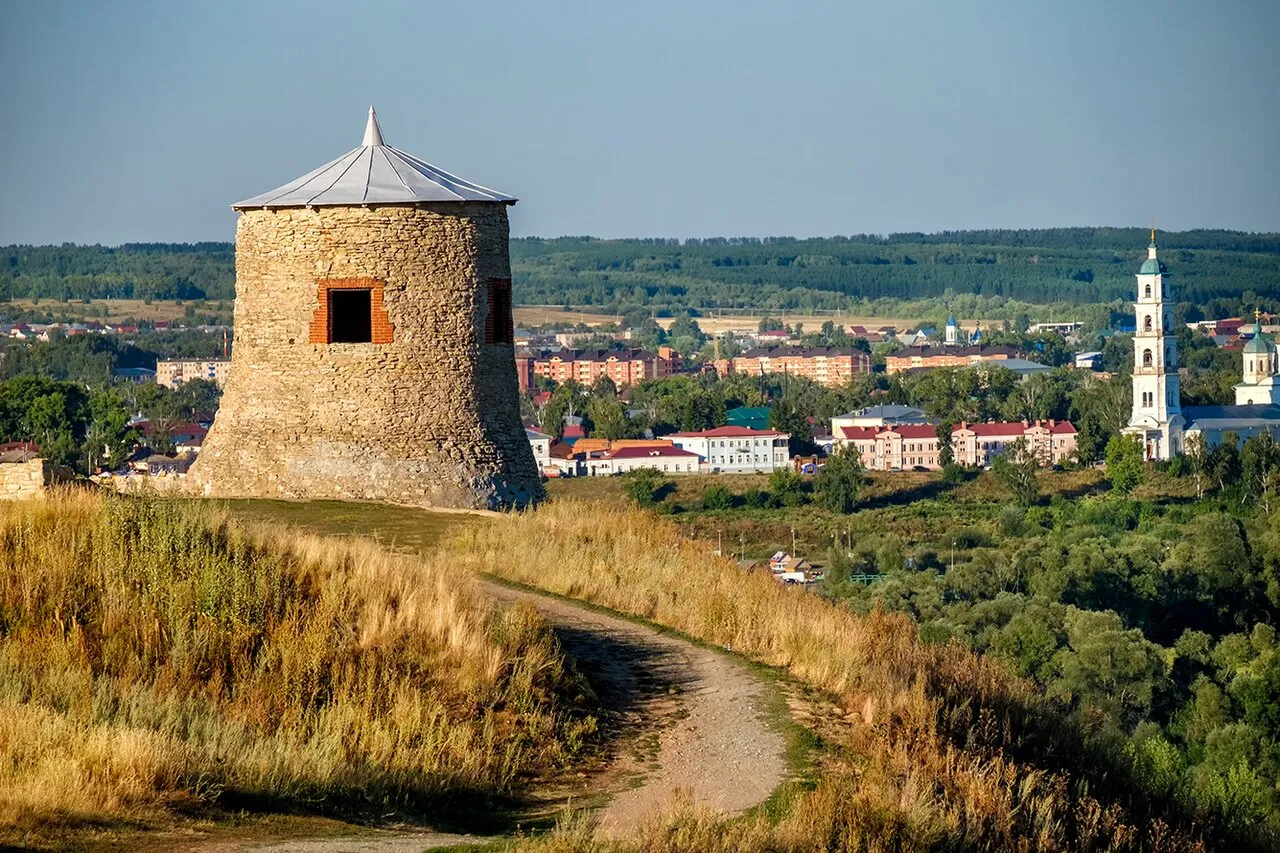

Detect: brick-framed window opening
[329, 289, 372, 342]
[485, 278, 514, 345]
[310, 278, 394, 344]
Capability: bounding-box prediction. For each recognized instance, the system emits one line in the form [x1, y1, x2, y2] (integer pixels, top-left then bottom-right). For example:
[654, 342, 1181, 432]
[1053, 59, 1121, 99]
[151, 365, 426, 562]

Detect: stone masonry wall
[189, 203, 542, 509]
[0, 459, 58, 500]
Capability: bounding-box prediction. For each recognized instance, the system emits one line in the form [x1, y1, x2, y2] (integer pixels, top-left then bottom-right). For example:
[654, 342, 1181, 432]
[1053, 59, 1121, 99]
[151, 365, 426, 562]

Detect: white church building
[1123, 233, 1280, 458]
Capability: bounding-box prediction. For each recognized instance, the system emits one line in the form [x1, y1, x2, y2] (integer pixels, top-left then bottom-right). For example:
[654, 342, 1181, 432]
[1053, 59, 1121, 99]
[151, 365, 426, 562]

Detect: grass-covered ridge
[451, 499, 1262, 852]
[0, 492, 596, 845]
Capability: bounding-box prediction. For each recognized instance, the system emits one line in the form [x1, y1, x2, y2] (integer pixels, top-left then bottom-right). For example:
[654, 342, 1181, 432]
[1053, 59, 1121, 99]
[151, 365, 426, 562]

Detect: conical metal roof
[232, 107, 516, 209]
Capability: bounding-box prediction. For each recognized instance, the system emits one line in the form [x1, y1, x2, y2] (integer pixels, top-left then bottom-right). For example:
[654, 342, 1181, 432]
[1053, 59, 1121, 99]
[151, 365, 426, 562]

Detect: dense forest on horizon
[4, 228, 1279, 317]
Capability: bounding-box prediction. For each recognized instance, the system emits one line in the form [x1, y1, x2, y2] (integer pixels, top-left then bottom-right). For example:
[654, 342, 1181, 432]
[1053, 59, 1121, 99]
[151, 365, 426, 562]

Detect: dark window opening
[485, 278, 514, 345]
[329, 289, 372, 343]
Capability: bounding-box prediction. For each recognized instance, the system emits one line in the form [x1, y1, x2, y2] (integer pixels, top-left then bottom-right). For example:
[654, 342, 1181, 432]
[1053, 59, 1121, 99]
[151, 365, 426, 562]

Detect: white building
[526, 429, 552, 472]
[600, 444, 701, 475]
[1234, 320, 1280, 405]
[831, 404, 929, 433]
[668, 426, 790, 473]
[1123, 233, 1184, 460]
[945, 313, 958, 346]
[1117, 236, 1280, 457]
[1074, 351, 1103, 370]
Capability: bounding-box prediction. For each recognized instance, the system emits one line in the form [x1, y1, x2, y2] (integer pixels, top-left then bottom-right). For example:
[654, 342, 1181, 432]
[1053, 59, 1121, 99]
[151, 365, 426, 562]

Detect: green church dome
[1139, 257, 1168, 275]
[1244, 328, 1272, 354]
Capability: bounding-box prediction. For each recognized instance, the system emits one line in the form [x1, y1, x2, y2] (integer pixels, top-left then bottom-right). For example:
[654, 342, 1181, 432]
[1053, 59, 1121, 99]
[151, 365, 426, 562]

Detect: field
[0, 493, 594, 851]
[7, 298, 227, 323]
[514, 305, 936, 334]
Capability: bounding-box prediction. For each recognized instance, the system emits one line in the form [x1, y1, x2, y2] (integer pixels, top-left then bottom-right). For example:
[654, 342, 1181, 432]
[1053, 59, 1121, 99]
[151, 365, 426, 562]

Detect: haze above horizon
[1, 0, 1277, 246]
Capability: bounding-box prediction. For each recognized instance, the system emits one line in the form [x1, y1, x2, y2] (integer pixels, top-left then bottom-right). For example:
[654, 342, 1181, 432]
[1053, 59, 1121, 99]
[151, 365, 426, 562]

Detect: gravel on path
[202, 578, 788, 852]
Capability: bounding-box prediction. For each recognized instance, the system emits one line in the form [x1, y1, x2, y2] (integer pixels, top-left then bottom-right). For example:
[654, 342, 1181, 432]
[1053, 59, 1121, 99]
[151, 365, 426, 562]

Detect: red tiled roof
[882, 424, 937, 439]
[606, 445, 700, 460]
[835, 426, 879, 440]
[670, 425, 782, 438]
[963, 422, 1031, 437]
[839, 420, 1077, 439]
[549, 441, 580, 459]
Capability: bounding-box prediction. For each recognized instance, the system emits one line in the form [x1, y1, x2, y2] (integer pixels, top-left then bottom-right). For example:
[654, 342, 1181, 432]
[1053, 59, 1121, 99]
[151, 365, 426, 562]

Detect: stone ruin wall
[0, 459, 70, 500]
[189, 203, 541, 509]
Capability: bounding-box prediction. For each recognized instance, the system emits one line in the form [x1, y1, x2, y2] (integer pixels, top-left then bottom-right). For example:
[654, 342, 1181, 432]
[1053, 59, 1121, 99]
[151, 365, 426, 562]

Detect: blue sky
[1, 0, 1277, 244]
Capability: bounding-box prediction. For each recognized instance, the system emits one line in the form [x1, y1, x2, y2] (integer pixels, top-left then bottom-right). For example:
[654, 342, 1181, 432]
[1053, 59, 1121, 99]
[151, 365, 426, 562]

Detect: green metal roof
[1245, 325, 1272, 354]
[1139, 257, 1169, 275]
[725, 406, 771, 430]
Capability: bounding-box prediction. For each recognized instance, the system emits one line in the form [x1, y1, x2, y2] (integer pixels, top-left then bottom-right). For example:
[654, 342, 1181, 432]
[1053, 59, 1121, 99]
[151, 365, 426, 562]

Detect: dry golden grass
[451, 500, 1247, 852]
[0, 491, 595, 842]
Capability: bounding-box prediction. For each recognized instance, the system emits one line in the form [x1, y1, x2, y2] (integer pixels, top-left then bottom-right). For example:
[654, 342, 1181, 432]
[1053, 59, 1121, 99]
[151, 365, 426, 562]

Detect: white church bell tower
[1123, 231, 1184, 459]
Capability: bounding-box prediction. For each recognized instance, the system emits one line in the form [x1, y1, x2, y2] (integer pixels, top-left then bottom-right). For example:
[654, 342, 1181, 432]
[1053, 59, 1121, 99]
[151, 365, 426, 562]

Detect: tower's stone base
[188, 204, 541, 510]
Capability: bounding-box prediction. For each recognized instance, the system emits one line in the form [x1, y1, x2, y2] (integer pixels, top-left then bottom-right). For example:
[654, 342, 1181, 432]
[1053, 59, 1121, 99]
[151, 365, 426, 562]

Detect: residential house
[529, 348, 675, 387]
[714, 346, 871, 387]
[155, 358, 232, 389]
[831, 404, 929, 433]
[598, 444, 701, 475]
[668, 425, 790, 473]
[527, 428, 552, 472]
[883, 346, 1017, 375]
[834, 420, 1078, 470]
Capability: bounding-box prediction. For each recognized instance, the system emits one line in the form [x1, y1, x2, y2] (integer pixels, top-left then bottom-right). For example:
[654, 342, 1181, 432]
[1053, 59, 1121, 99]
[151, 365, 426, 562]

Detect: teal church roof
[1139, 257, 1169, 275]
[1244, 325, 1272, 354]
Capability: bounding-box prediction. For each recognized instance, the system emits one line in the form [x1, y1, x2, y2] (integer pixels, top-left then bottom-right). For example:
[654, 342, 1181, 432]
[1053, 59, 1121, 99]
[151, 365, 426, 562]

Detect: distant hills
[4, 228, 1278, 314]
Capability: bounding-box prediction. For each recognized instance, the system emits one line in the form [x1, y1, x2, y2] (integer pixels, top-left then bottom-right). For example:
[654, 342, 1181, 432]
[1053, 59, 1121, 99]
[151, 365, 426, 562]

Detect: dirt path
[482, 580, 787, 834]
[205, 576, 787, 853]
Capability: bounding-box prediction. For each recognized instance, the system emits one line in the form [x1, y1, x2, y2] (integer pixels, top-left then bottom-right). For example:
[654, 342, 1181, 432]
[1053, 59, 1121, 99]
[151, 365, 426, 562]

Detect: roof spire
[362, 106, 385, 147]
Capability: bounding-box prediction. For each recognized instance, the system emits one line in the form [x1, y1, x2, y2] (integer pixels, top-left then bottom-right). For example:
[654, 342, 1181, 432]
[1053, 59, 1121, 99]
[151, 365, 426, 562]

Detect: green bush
[701, 486, 734, 511]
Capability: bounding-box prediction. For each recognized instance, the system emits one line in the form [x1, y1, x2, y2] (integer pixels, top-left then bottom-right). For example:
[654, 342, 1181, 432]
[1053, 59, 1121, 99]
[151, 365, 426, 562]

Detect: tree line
[6, 228, 1279, 317]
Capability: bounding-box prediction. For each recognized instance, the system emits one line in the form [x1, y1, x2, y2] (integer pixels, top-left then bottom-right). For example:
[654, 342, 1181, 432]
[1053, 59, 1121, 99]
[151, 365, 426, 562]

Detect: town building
[1182, 405, 1280, 449]
[831, 404, 929, 432]
[155, 358, 231, 389]
[528, 348, 676, 387]
[883, 346, 1018, 374]
[598, 444, 701, 475]
[945, 314, 958, 345]
[833, 420, 1077, 470]
[725, 406, 771, 431]
[191, 107, 540, 508]
[1028, 321, 1084, 335]
[668, 426, 791, 473]
[113, 366, 157, 384]
[1122, 233, 1185, 460]
[1074, 351, 1103, 370]
[1234, 319, 1280, 405]
[1113, 236, 1280, 457]
[714, 346, 871, 387]
[526, 428, 552, 472]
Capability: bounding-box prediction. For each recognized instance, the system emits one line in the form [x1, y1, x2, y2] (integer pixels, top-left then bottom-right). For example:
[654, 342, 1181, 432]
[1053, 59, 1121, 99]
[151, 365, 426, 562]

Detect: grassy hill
[0, 493, 596, 849]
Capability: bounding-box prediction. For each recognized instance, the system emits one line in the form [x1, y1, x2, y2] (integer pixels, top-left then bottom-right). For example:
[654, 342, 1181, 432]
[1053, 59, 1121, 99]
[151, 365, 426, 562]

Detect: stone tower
[1123, 232, 1184, 460]
[190, 108, 541, 508]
